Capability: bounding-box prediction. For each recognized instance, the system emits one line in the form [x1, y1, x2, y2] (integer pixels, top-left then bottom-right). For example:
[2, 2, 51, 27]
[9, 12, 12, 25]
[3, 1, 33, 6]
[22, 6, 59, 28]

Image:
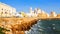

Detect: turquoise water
[26, 20, 60, 34]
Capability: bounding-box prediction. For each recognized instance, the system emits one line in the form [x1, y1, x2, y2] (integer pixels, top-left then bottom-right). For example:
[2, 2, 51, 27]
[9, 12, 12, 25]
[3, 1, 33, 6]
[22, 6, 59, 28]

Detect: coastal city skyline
[0, 0, 60, 34]
[0, 0, 60, 14]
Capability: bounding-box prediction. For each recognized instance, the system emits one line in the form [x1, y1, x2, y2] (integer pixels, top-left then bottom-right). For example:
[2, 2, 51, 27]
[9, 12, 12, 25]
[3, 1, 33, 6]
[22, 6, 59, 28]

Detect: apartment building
[0, 2, 16, 17]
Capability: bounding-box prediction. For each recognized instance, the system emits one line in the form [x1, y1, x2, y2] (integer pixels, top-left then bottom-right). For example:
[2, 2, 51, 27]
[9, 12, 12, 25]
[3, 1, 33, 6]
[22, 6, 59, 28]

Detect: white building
[0, 2, 16, 17]
[50, 11, 57, 17]
[14, 12, 23, 17]
[37, 8, 42, 13]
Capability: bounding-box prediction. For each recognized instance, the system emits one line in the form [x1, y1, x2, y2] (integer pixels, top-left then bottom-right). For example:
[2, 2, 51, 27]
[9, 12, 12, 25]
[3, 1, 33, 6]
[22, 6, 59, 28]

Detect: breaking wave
[25, 20, 60, 34]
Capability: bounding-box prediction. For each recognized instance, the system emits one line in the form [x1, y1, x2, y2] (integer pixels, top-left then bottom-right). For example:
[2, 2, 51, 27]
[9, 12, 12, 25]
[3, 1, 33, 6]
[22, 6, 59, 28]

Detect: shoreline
[0, 17, 38, 34]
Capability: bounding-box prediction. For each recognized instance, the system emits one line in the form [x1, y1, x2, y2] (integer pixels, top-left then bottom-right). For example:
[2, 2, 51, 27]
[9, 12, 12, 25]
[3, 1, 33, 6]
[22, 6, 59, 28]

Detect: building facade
[50, 11, 57, 17]
[0, 2, 16, 17]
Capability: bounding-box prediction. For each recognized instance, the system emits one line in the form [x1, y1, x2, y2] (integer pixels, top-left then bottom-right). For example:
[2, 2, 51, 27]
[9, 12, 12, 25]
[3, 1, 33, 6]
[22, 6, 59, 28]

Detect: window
[5, 12, 7, 14]
[1, 12, 3, 14]
[2, 8, 3, 10]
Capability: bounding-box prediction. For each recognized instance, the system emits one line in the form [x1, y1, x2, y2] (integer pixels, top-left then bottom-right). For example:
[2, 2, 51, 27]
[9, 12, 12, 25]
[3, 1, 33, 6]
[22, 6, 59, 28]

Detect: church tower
[30, 7, 33, 14]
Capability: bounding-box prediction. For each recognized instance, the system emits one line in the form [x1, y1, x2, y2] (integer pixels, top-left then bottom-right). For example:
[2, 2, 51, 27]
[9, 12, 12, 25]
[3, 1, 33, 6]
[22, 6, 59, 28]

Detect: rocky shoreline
[0, 17, 38, 34]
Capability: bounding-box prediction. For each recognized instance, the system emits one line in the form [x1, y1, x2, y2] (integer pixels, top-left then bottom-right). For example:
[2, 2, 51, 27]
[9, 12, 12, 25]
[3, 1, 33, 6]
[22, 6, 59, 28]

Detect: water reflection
[25, 20, 60, 34]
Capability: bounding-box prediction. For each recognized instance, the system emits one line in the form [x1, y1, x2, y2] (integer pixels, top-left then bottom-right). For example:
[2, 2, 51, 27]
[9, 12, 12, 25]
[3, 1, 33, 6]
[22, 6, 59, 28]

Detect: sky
[0, 0, 60, 14]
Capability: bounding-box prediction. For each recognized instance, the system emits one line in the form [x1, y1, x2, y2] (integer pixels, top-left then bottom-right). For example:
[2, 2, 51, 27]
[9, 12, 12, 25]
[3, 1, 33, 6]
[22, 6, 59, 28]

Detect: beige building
[50, 11, 57, 17]
[0, 2, 16, 17]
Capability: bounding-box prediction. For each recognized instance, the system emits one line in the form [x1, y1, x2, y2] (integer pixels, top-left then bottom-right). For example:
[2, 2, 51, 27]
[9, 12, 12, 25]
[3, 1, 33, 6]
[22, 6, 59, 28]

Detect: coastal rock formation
[0, 17, 38, 34]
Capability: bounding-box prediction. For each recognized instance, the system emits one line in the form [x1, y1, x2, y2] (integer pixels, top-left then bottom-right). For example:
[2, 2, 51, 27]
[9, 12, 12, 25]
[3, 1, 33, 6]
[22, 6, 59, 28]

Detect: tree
[0, 27, 10, 34]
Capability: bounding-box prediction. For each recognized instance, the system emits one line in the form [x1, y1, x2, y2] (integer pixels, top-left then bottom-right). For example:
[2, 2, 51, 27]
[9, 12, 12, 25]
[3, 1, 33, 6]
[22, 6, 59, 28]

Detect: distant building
[29, 8, 42, 17]
[29, 7, 34, 14]
[29, 7, 36, 17]
[46, 13, 49, 17]
[20, 12, 28, 17]
[0, 2, 16, 17]
[14, 12, 23, 18]
[37, 8, 41, 13]
[34, 8, 37, 14]
[50, 11, 57, 17]
[57, 14, 60, 17]
[30, 7, 33, 14]
[37, 10, 49, 18]
[26, 13, 37, 17]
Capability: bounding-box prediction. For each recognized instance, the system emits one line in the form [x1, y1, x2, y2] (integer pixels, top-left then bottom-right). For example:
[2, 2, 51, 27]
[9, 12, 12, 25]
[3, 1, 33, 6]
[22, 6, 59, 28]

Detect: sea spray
[26, 20, 60, 34]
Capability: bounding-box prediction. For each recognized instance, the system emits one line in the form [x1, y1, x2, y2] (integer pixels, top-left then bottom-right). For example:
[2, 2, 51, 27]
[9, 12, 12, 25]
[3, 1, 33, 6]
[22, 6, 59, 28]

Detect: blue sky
[0, 0, 60, 14]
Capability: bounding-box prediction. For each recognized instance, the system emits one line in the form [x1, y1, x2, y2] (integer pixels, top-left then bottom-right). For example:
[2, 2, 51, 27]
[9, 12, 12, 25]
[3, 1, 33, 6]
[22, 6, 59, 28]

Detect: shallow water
[25, 20, 60, 34]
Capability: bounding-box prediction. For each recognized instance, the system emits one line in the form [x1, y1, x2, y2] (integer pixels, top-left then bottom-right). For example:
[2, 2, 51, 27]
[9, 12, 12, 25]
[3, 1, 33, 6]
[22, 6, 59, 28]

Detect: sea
[25, 19, 60, 34]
